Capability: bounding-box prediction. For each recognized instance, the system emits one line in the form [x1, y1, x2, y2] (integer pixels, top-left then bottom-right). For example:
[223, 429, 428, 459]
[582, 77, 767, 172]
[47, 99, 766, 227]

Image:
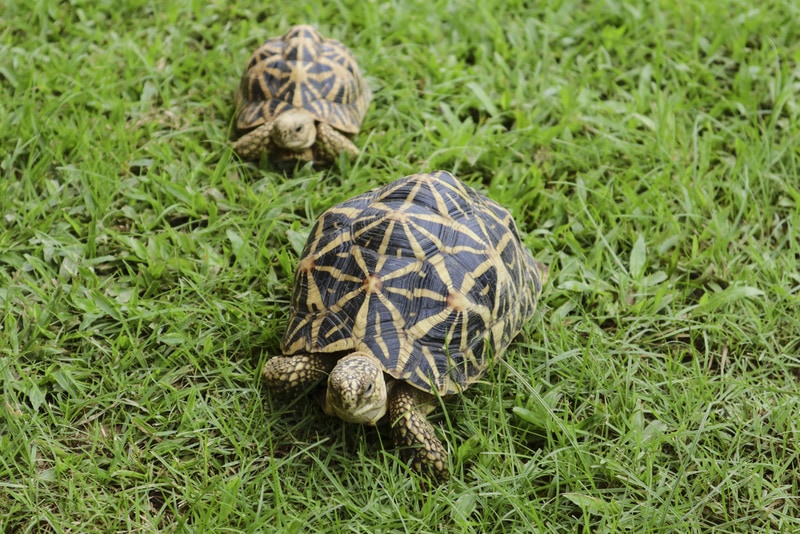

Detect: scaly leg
[388, 382, 449, 483]
[233, 121, 275, 160]
[262, 354, 334, 394]
[315, 122, 361, 162]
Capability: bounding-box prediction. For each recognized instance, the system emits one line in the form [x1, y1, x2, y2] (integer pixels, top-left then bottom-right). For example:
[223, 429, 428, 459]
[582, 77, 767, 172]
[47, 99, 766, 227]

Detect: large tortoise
[233, 25, 371, 164]
[263, 171, 547, 481]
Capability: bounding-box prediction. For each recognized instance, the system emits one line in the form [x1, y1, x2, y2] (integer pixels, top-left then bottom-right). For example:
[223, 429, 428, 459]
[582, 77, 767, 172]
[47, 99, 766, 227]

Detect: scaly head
[272, 108, 317, 150]
[324, 352, 387, 425]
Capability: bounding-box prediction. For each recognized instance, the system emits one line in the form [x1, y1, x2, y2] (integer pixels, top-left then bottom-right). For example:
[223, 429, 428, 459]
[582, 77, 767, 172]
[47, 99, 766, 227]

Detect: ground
[1, 0, 799, 532]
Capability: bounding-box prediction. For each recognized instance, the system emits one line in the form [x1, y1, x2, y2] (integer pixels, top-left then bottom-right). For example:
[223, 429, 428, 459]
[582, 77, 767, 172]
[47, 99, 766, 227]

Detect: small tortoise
[263, 171, 547, 481]
[233, 25, 371, 164]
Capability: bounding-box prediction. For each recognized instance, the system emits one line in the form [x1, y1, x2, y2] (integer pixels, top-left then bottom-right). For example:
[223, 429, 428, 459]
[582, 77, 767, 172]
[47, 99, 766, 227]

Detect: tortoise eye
[295, 125, 303, 132]
[364, 383, 374, 396]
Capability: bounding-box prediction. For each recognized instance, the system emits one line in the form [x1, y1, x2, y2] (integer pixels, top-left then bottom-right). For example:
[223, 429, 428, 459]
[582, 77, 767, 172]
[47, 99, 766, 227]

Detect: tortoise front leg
[233, 121, 275, 160]
[314, 122, 360, 162]
[262, 354, 334, 394]
[388, 381, 450, 483]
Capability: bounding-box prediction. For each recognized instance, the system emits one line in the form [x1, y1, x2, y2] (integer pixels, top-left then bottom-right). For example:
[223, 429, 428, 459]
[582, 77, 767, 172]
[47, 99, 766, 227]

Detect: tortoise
[232, 25, 371, 165]
[262, 171, 547, 482]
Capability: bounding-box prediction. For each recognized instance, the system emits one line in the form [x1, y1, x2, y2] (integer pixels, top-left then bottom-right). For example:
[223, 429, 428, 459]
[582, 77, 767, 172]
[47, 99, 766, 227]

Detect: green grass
[2, 0, 799, 531]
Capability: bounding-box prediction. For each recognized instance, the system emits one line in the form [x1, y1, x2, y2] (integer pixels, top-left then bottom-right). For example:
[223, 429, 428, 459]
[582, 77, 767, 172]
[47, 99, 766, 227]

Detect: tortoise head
[272, 108, 317, 151]
[324, 352, 387, 425]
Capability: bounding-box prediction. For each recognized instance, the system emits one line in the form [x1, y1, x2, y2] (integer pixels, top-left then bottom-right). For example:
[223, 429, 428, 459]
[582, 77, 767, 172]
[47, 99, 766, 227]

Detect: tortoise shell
[234, 25, 371, 136]
[281, 171, 547, 396]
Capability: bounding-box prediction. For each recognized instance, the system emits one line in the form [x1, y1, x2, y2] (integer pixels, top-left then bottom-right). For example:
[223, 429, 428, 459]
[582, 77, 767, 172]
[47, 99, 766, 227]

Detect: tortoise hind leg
[233, 121, 275, 160]
[388, 381, 450, 483]
[315, 122, 360, 162]
[262, 354, 334, 394]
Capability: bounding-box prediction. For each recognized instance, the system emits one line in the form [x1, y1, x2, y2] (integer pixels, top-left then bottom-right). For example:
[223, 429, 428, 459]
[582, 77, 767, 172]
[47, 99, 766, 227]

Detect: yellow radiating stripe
[493, 231, 514, 261]
[373, 251, 387, 275]
[372, 200, 415, 213]
[375, 180, 402, 203]
[469, 209, 493, 245]
[353, 217, 384, 246]
[426, 178, 452, 217]
[330, 287, 366, 315]
[283, 315, 312, 352]
[321, 317, 348, 340]
[473, 305, 493, 328]
[468, 255, 497, 281]
[306, 287, 364, 348]
[289, 59, 313, 107]
[404, 308, 452, 344]
[307, 225, 352, 258]
[425, 253, 459, 292]
[491, 320, 510, 353]
[439, 180, 472, 220]
[312, 337, 356, 353]
[407, 217, 445, 250]
[378, 259, 426, 282]
[352, 292, 371, 341]
[314, 265, 361, 283]
[324, 246, 367, 342]
[303, 269, 323, 312]
[458, 307, 471, 352]
[348, 246, 370, 276]
[324, 205, 363, 220]
[403, 221, 428, 261]
[414, 346, 455, 394]
[372, 290, 411, 368]
[373, 289, 410, 331]
[377, 219, 396, 257]
[397, 177, 425, 206]
[384, 285, 446, 302]
[371, 308, 391, 362]
[457, 270, 477, 295]
[407, 212, 487, 250]
[311, 211, 329, 242]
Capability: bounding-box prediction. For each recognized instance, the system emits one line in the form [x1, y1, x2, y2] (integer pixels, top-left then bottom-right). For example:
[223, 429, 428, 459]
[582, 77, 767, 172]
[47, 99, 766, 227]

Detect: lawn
[2, 0, 799, 532]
